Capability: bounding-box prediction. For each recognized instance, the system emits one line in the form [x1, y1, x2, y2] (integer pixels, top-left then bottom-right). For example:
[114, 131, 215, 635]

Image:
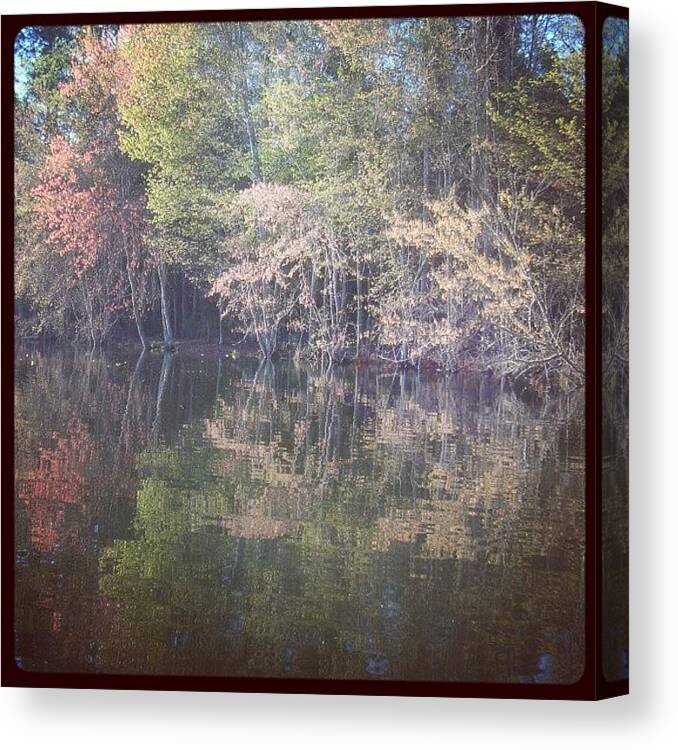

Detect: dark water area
[14, 344, 585, 683]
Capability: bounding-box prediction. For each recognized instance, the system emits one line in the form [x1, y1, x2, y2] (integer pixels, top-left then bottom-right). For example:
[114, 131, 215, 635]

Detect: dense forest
[14, 15, 586, 383]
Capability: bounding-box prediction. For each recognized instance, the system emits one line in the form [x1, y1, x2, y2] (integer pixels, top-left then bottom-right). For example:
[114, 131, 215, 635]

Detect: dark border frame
[0, 1, 629, 700]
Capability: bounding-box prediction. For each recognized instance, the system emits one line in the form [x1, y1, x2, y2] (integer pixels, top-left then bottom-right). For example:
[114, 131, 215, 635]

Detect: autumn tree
[211, 183, 347, 361]
[31, 28, 153, 348]
[14, 27, 77, 337]
[16, 15, 587, 385]
[118, 23, 261, 344]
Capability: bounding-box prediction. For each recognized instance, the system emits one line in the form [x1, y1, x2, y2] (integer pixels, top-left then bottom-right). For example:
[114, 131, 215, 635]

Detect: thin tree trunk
[173, 276, 179, 339]
[355, 256, 361, 358]
[236, 23, 263, 183]
[157, 262, 174, 347]
[125, 252, 147, 350]
[218, 298, 224, 348]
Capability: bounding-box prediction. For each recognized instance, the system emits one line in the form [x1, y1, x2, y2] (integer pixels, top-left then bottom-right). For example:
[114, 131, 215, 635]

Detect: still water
[14, 345, 585, 683]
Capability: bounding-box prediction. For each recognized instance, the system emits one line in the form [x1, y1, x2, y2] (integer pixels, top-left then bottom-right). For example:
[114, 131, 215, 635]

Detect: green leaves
[16, 16, 586, 384]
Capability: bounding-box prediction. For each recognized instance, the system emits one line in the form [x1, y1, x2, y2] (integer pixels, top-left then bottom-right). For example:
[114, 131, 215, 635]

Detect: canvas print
[601, 15, 629, 685]
[12, 11, 589, 686]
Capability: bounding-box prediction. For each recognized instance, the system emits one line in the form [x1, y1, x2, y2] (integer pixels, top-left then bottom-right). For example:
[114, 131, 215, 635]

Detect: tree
[118, 23, 257, 344]
[211, 182, 346, 361]
[30, 29, 153, 348]
[16, 15, 586, 386]
[14, 27, 77, 338]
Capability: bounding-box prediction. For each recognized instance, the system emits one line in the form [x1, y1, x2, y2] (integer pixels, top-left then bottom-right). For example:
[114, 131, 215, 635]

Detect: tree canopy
[15, 14, 585, 387]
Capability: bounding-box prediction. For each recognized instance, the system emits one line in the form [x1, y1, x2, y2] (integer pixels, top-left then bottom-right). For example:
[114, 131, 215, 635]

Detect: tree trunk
[157, 262, 174, 347]
[125, 256, 147, 350]
[355, 256, 361, 358]
[237, 23, 263, 183]
[172, 276, 179, 339]
[133, 313, 147, 351]
[218, 298, 224, 348]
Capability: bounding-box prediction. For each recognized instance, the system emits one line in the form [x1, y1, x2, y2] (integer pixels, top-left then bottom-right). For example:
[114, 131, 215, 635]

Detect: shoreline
[15, 334, 585, 398]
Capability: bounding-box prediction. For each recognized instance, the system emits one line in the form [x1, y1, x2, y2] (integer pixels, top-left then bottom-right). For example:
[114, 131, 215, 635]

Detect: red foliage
[34, 137, 146, 265]
[30, 29, 152, 338]
[34, 138, 109, 273]
[61, 29, 127, 119]
[18, 419, 95, 552]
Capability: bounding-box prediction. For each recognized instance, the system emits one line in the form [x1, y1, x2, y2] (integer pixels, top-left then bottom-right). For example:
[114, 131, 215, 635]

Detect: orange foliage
[18, 419, 94, 552]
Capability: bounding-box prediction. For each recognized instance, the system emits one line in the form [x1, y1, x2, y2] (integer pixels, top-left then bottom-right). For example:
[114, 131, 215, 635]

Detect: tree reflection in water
[14, 345, 584, 683]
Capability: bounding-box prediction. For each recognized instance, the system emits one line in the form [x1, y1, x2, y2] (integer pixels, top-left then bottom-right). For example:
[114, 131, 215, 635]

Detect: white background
[1, 0, 676, 747]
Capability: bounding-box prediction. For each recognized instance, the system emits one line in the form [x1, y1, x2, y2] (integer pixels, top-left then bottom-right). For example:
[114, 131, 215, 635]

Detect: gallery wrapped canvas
[1, 3, 628, 699]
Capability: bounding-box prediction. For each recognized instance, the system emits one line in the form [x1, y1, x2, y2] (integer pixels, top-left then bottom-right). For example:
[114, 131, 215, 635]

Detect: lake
[14, 345, 585, 683]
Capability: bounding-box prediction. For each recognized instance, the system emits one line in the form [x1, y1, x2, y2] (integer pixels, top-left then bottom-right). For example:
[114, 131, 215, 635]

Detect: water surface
[14, 345, 585, 683]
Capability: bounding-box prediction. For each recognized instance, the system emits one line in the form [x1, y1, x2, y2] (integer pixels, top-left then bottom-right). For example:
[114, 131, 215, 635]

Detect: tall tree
[32, 29, 152, 348]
